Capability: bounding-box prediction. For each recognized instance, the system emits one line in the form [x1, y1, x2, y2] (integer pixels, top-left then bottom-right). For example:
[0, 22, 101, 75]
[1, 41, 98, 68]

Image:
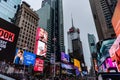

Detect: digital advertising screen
[13, 49, 36, 65]
[98, 63, 107, 72]
[109, 35, 120, 72]
[0, 18, 20, 62]
[74, 59, 81, 71]
[34, 58, 44, 72]
[105, 58, 116, 69]
[97, 39, 115, 66]
[75, 67, 80, 76]
[61, 63, 73, 69]
[36, 41, 47, 57]
[112, 0, 120, 36]
[34, 27, 48, 57]
[61, 52, 69, 63]
[36, 27, 48, 43]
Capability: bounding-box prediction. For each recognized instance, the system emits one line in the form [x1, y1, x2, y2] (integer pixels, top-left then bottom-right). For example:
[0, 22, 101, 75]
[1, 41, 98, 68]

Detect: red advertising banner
[0, 28, 15, 42]
[34, 58, 44, 72]
[36, 27, 48, 43]
[112, 0, 120, 36]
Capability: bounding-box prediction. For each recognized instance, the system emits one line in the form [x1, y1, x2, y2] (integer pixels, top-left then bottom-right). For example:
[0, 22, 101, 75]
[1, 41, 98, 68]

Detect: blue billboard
[14, 49, 36, 65]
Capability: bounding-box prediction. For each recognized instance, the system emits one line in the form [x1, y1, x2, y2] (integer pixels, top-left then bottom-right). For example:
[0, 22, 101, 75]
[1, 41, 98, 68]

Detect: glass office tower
[37, 0, 65, 62]
[0, 0, 21, 22]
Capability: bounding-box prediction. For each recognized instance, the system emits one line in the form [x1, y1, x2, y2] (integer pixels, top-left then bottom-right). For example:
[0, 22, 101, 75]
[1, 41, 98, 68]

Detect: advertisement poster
[36, 41, 47, 57]
[74, 59, 81, 71]
[13, 49, 36, 65]
[109, 35, 120, 72]
[61, 63, 73, 69]
[61, 52, 69, 63]
[36, 27, 48, 43]
[105, 58, 116, 69]
[34, 27, 48, 57]
[34, 58, 44, 72]
[112, 0, 120, 36]
[0, 18, 20, 62]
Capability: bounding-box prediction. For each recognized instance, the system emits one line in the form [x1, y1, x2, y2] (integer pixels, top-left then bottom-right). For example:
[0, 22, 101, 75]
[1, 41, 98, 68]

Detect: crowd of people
[0, 60, 86, 80]
[0, 60, 32, 80]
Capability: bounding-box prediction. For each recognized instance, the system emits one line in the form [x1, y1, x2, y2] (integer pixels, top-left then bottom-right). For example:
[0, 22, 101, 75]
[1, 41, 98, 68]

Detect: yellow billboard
[74, 59, 81, 71]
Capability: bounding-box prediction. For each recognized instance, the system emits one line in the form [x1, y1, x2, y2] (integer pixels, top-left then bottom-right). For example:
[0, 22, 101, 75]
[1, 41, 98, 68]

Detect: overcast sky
[22, 0, 99, 71]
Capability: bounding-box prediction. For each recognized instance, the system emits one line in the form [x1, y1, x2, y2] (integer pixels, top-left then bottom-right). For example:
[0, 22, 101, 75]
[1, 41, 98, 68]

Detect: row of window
[17, 38, 35, 50]
[19, 32, 35, 42]
[23, 10, 38, 25]
[22, 20, 37, 32]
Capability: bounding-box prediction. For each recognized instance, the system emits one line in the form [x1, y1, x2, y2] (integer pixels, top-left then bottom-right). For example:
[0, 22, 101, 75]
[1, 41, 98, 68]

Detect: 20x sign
[0, 28, 15, 42]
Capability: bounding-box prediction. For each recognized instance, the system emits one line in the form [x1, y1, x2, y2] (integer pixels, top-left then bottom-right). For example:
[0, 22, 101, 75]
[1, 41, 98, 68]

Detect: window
[14, 5, 17, 9]
[3, 0, 7, 2]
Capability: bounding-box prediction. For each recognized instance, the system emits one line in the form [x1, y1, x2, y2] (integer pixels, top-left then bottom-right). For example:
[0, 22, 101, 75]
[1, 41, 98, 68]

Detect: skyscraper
[88, 34, 97, 76]
[37, 0, 64, 62]
[36, 2, 53, 62]
[15, 1, 39, 52]
[51, 0, 65, 62]
[0, 0, 21, 23]
[67, 18, 86, 72]
[89, 0, 117, 40]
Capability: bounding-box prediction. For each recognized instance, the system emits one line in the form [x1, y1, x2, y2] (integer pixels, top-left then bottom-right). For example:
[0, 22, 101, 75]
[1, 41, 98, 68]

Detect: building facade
[88, 34, 97, 76]
[67, 22, 86, 72]
[37, 0, 65, 62]
[36, 2, 53, 62]
[15, 1, 39, 52]
[0, 0, 21, 22]
[89, 0, 117, 40]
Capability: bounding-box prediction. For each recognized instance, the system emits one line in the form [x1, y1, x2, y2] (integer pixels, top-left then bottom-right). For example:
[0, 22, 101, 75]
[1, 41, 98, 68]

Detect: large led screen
[0, 18, 20, 62]
[14, 49, 36, 65]
[61, 52, 69, 63]
[112, 0, 120, 36]
[97, 39, 115, 66]
[34, 27, 48, 57]
[36, 41, 47, 57]
[109, 35, 120, 72]
[61, 63, 73, 69]
[34, 58, 44, 72]
[74, 59, 81, 71]
[36, 27, 48, 43]
[105, 58, 116, 69]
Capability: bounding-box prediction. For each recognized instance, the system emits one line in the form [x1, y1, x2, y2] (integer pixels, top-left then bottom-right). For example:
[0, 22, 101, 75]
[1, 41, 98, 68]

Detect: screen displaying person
[13, 49, 24, 64]
[39, 28, 48, 43]
[37, 41, 47, 57]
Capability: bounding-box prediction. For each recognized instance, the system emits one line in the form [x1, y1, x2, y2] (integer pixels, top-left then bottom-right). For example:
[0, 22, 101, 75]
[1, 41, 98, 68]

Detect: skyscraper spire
[71, 14, 74, 27]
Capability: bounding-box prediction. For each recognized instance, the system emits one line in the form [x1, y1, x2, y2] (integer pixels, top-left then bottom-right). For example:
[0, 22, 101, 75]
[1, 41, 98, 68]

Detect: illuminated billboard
[105, 58, 116, 69]
[36, 41, 47, 57]
[61, 52, 69, 63]
[74, 59, 81, 71]
[35, 27, 48, 43]
[13, 49, 36, 65]
[34, 27, 48, 57]
[97, 39, 115, 66]
[112, 0, 120, 36]
[0, 18, 20, 62]
[61, 63, 73, 69]
[109, 35, 120, 72]
[34, 58, 44, 72]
